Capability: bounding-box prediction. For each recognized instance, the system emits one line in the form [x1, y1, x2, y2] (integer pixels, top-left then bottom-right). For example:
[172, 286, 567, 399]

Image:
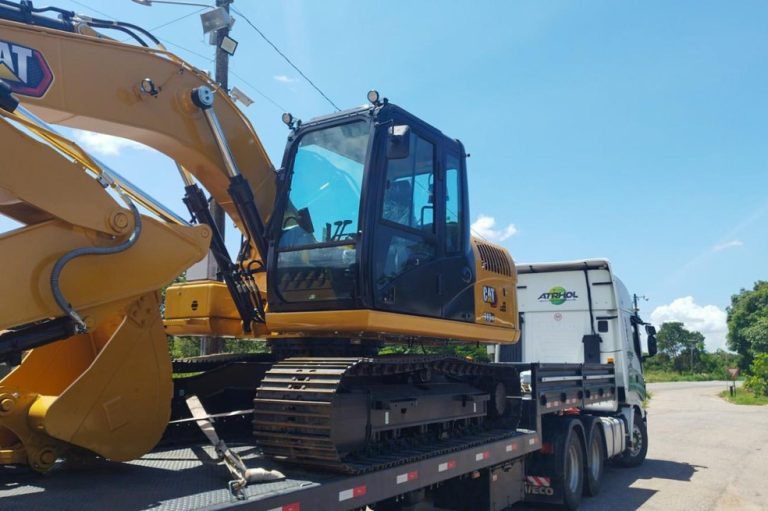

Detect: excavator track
[252, 358, 358, 472]
[253, 356, 521, 474]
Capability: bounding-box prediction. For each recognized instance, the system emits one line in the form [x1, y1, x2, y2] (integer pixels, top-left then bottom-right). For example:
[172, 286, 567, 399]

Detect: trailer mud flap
[524, 474, 563, 504]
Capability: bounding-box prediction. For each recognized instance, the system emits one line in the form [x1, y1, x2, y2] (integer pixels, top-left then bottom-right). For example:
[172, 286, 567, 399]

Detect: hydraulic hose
[49, 187, 142, 332]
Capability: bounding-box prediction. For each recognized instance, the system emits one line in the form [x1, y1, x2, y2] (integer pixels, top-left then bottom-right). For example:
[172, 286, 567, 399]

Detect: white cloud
[273, 74, 297, 83]
[712, 240, 743, 252]
[650, 296, 728, 351]
[73, 131, 152, 157]
[471, 215, 518, 242]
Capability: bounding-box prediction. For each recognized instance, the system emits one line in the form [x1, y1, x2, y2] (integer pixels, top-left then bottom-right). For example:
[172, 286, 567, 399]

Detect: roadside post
[727, 367, 739, 396]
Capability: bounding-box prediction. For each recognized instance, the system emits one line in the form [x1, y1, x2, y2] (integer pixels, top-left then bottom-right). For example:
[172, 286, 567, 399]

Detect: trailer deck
[0, 429, 539, 511]
[0, 362, 617, 511]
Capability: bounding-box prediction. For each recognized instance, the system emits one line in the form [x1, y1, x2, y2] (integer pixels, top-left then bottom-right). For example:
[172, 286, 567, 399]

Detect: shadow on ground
[512, 458, 705, 511]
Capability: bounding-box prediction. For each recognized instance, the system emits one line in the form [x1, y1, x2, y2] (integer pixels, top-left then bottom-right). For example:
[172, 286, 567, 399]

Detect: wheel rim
[590, 435, 602, 480]
[566, 442, 581, 493]
[629, 423, 643, 457]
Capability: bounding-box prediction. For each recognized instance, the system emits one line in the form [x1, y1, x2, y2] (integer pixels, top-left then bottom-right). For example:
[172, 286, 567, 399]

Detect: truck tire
[616, 411, 648, 468]
[562, 428, 584, 510]
[584, 425, 605, 496]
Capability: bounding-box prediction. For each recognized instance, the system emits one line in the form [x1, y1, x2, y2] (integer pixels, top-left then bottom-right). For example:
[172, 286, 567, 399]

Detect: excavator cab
[267, 96, 478, 332]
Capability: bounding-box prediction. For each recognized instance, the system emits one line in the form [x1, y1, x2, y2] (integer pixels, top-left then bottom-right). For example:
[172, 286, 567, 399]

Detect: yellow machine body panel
[0, 100, 210, 470]
[0, 293, 172, 469]
[0, 217, 209, 330]
[265, 309, 517, 344]
[472, 238, 520, 336]
[164, 280, 268, 338]
[0, 18, 275, 261]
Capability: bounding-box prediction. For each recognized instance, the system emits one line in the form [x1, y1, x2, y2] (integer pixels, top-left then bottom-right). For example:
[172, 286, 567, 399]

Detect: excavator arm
[0, 3, 278, 470]
[0, 13, 275, 251]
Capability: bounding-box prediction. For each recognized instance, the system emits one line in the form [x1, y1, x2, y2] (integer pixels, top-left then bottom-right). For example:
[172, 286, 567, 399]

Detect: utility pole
[633, 294, 648, 314]
[201, 0, 231, 355]
[208, 0, 230, 285]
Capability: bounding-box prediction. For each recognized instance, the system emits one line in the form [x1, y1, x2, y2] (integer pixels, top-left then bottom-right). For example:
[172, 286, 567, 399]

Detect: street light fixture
[200, 6, 232, 34]
[218, 34, 238, 55]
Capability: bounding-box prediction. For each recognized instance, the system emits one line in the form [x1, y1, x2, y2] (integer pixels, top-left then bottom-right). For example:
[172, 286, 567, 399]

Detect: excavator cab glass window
[445, 153, 463, 254]
[382, 134, 435, 232]
[275, 120, 370, 304]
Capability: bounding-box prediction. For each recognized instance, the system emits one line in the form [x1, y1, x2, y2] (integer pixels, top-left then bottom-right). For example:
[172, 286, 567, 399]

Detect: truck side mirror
[646, 334, 658, 357]
[387, 125, 411, 159]
[645, 325, 657, 336]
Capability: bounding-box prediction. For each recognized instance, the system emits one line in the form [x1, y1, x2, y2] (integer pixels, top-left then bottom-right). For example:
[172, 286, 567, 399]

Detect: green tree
[379, 342, 490, 362]
[744, 353, 768, 397]
[700, 349, 742, 380]
[727, 281, 768, 369]
[656, 322, 706, 373]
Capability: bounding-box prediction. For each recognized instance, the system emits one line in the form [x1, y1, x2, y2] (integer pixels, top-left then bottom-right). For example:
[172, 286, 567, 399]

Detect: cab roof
[516, 258, 612, 274]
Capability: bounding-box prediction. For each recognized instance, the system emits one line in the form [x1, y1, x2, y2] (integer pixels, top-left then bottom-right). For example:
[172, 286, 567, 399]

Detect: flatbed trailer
[0, 362, 629, 511]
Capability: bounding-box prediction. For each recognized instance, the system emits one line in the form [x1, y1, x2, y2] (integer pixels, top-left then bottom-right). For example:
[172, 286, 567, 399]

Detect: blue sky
[2, 1, 767, 350]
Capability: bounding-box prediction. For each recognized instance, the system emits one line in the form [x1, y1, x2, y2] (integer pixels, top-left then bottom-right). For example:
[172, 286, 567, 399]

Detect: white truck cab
[503, 259, 655, 408]
[495, 259, 657, 473]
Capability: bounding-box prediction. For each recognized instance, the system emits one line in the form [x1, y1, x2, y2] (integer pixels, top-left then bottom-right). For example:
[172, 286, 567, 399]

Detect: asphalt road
[527, 380, 768, 511]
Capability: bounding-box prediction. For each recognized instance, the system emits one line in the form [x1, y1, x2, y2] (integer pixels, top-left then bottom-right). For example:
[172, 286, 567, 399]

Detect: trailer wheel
[616, 411, 648, 468]
[562, 429, 584, 510]
[584, 425, 605, 496]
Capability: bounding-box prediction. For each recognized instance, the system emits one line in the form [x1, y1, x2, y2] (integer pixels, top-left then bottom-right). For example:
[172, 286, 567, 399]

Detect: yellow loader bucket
[0, 293, 172, 471]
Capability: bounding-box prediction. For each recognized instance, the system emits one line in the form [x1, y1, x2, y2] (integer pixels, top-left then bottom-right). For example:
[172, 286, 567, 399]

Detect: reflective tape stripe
[339, 485, 367, 501]
[438, 460, 457, 472]
[526, 476, 551, 487]
[475, 451, 490, 462]
[396, 471, 418, 484]
[267, 504, 300, 511]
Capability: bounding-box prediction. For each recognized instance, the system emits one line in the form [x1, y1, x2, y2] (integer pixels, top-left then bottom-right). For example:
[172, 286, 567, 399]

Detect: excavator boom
[0, 3, 277, 470]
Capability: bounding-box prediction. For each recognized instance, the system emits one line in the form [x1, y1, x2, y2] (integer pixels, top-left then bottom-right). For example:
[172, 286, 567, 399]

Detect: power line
[64, 0, 287, 114]
[148, 7, 207, 32]
[229, 69, 287, 112]
[68, 0, 114, 20]
[69, 0, 204, 39]
[230, 6, 341, 112]
[157, 37, 286, 112]
[158, 37, 213, 62]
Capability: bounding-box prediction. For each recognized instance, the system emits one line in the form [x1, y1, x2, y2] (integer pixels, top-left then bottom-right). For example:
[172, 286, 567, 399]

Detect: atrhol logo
[537, 286, 578, 305]
[0, 40, 54, 98]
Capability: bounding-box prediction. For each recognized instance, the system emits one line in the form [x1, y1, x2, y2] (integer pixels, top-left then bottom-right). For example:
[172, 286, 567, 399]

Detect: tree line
[647, 281, 767, 396]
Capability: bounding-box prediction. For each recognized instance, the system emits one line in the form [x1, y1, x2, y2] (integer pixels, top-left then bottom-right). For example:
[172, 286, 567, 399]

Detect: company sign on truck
[537, 286, 579, 305]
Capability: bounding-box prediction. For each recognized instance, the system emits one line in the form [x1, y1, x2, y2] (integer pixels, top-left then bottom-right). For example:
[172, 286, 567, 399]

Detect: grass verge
[720, 387, 768, 406]
[644, 370, 723, 383]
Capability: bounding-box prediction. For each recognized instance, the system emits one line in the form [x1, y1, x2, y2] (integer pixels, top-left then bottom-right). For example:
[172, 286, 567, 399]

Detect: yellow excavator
[0, 1, 520, 474]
